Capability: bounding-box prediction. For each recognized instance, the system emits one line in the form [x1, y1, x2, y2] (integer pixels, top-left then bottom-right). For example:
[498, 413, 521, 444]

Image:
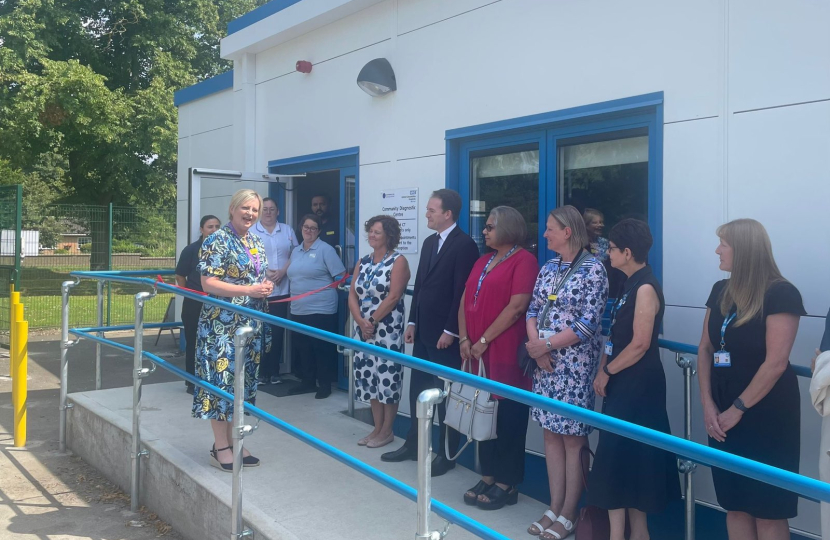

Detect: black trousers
[260, 296, 289, 378]
[181, 298, 202, 384]
[479, 398, 530, 486]
[404, 335, 461, 458]
[292, 313, 338, 387]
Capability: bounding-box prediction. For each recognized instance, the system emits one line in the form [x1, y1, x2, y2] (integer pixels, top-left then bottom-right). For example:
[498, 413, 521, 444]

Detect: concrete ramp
[66, 383, 549, 540]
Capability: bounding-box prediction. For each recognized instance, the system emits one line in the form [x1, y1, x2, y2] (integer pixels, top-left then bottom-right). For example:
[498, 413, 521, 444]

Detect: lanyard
[227, 223, 261, 276]
[720, 312, 737, 350]
[538, 249, 588, 326]
[608, 278, 642, 332]
[473, 245, 518, 305]
[360, 251, 390, 284]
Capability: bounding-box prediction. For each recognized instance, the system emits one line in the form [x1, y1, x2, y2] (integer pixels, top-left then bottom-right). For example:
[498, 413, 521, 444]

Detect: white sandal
[528, 509, 557, 536]
[541, 515, 574, 540]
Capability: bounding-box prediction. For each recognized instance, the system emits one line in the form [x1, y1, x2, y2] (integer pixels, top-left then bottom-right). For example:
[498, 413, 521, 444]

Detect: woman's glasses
[484, 224, 496, 232]
[302, 225, 319, 232]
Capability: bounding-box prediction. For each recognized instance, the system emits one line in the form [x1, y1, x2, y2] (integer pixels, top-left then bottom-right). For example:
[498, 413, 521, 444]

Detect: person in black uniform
[380, 189, 479, 477]
[589, 219, 680, 540]
[311, 193, 339, 248]
[175, 214, 221, 393]
[698, 218, 804, 540]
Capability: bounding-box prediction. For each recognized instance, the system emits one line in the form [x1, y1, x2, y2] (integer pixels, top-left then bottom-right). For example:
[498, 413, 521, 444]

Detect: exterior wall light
[356, 58, 396, 97]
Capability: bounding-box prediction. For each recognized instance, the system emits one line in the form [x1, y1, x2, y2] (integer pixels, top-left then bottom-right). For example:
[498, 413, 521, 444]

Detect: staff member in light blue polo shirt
[251, 197, 298, 385]
[287, 213, 346, 399]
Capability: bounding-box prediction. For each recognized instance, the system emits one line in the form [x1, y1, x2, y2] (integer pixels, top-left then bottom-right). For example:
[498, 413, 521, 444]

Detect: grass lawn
[1, 293, 176, 329]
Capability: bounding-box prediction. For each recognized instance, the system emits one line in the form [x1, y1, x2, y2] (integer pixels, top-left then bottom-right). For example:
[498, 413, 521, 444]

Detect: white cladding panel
[728, 0, 830, 113]
[175, 1, 830, 534]
[728, 101, 830, 316]
[662, 118, 725, 309]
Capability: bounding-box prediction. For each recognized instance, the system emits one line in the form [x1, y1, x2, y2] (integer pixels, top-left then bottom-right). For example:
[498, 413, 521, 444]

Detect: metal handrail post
[676, 352, 697, 540]
[130, 291, 154, 512]
[231, 327, 254, 540]
[336, 286, 356, 417]
[416, 388, 447, 540]
[95, 280, 104, 390]
[59, 280, 78, 453]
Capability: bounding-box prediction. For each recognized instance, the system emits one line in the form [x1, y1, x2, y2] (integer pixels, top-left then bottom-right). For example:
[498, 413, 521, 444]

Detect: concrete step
[67, 383, 549, 540]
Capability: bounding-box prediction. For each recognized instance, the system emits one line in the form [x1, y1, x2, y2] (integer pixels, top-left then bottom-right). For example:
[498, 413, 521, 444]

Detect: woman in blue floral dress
[525, 206, 608, 540]
[192, 189, 274, 472]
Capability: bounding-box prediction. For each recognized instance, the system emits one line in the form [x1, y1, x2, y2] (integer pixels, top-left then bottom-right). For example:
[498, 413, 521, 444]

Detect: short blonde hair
[228, 189, 263, 221]
[549, 205, 589, 254]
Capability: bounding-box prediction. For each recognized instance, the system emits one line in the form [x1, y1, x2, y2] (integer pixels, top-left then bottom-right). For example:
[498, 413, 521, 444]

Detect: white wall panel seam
[396, 0, 502, 37]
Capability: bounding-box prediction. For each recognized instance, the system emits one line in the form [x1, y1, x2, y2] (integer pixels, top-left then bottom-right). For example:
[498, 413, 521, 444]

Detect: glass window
[469, 146, 539, 256]
[558, 132, 649, 296]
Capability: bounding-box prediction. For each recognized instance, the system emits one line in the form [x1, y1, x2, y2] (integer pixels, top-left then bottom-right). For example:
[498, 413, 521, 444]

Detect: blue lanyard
[608, 279, 642, 332]
[227, 223, 261, 276]
[360, 251, 390, 284]
[720, 312, 737, 350]
[473, 245, 518, 305]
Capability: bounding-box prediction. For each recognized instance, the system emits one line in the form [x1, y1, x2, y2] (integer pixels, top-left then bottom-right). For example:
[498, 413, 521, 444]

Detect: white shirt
[251, 221, 298, 296]
[436, 221, 457, 253]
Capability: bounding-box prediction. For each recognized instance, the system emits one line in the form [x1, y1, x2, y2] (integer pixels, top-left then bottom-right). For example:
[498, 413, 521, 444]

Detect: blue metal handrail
[658, 338, 813, 378]
[68, 271, 830, 503]
[68, 326, 510, 540]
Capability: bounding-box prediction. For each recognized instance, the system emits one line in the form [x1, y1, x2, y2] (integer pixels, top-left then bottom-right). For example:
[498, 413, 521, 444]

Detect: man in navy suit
[381, 189, 479, 477]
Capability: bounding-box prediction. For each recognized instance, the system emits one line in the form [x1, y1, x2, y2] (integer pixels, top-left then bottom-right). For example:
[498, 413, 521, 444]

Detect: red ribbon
[268, 274, 350, 304]
[156, 274, 349, 303]
[157, 275, 209, 296]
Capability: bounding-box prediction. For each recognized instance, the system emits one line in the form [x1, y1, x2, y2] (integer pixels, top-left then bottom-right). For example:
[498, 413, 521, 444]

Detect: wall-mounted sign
[380, 188, 418, 253]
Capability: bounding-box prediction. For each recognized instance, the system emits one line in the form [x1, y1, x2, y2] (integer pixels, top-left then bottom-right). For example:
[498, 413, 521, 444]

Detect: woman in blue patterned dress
[525, 205, 608, 540]
[348, 215, 410, 449]
[192, 189, 274, 472]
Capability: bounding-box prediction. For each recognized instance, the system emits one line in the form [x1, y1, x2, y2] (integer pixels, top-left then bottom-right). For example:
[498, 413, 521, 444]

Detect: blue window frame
[446, 92, 664, 282]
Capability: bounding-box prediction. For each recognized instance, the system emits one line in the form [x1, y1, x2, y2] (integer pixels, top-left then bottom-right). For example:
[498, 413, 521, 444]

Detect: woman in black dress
[590, 219, 680, 540]
[698, 218, 804, 540]
[175, 214, 221, 394]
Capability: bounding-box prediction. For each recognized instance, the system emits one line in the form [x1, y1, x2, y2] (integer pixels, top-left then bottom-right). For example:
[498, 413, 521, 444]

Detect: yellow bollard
[12, 301, 26, 447]
[10, 285, 18, 416]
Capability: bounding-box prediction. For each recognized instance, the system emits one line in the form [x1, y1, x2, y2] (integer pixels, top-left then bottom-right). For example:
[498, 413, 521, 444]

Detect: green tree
[0, 0, 266, 208]
[0, 0, 266, 265]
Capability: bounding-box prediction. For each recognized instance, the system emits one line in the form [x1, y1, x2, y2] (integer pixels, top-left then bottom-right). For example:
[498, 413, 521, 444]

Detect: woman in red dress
[457, 205, 539, 510]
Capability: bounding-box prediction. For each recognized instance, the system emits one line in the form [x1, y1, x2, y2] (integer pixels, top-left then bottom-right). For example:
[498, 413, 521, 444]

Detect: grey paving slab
[70, 383, 549, 540]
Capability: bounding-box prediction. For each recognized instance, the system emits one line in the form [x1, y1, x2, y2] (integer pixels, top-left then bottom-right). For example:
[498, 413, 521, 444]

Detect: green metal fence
[17, 203, 177, 330]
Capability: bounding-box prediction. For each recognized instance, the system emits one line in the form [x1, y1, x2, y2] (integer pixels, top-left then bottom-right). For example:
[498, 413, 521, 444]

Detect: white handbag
[443, 357, 498, 460]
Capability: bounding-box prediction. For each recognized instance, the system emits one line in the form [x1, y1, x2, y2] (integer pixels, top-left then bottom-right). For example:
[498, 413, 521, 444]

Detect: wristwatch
[545, 339, 553, 350]
[479, 336, 488, 345]
[603, 364, 613, 377]
[459, 336, 469, 344]
[733, 397, 749, 412]
[368, 316, 377, 326]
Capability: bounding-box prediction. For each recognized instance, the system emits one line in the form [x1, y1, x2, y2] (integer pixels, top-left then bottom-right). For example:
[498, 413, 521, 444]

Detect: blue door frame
[269, 147, 360, 391]
[445, 92, 664, 282]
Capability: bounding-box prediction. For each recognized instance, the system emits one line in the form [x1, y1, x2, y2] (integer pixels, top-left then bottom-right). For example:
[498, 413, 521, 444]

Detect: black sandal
[209, 444, 233, 472]
[230, 445, 260, 467]
[463, 480, 493, 506]
[476, 484, 519, 510]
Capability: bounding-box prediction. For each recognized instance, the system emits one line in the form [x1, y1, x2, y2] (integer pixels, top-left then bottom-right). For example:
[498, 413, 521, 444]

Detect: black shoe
[431, 455, 456, 477]
[475, 484, 519, 510]
[185, 383, 195, 395]
[209, 444, 233, 472]
[287, 383, 316, 396]
[257, 375, 269, 385]
[381, 445, 417, 462]
[315, 386, 332, 399]
[464, 479, 494, 506]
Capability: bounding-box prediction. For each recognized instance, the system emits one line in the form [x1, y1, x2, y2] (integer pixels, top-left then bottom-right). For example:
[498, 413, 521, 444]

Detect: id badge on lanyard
[714, 312, 737, 368]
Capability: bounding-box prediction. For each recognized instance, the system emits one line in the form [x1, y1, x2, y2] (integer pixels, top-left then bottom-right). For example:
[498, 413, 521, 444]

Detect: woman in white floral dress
[525, 205, 608, 540]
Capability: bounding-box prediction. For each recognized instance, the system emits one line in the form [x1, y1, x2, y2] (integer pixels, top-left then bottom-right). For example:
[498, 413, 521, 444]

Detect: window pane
[470, 148, 539, 256]
[344, 175, 356, 269]
[559, 134, 648, 296]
